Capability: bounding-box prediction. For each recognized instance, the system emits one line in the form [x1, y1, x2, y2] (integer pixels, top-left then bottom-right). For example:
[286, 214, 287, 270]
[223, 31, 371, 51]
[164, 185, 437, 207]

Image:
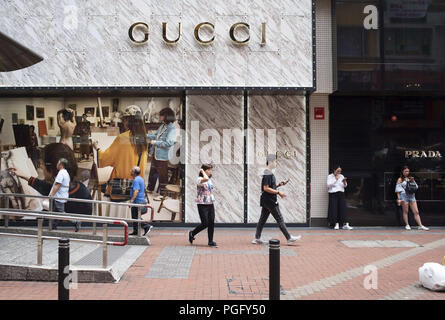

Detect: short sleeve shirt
[260, 169, 278, 208]
[52, 169, 70, 203]
[196, 177, 215, 204]
[130, 176, 146, 204]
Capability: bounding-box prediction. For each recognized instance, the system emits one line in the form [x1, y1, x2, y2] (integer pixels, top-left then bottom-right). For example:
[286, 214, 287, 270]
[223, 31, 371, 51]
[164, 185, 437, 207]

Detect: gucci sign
[128, 22, 267, 46]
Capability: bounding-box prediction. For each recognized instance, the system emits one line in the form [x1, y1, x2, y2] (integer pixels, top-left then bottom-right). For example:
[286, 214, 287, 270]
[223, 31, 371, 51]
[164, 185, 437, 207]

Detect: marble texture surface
[0, 0, 313, 87]
[247, 95, 307, 224]
[185, 95, 244, 223]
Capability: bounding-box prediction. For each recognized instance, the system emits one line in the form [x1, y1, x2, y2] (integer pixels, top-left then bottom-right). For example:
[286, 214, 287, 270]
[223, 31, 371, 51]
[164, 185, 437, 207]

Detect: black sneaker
[208, 241, 218, 248]
[188, 231, 195, 244]
[130, 230, 138, 236]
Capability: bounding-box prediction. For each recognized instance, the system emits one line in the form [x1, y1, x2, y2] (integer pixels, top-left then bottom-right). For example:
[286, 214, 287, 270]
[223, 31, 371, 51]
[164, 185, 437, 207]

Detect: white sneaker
[287, 235, 301, 244]
[251, 238, 264, 244]
[418, 225, 429, 231]
[342, 224, 353, 230]
[405, 225, 411, 230]
[334, 223, 339, 230]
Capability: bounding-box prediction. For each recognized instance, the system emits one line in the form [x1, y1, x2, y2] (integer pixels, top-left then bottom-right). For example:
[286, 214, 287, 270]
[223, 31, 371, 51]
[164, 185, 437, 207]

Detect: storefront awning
[0, 31, 43, 72]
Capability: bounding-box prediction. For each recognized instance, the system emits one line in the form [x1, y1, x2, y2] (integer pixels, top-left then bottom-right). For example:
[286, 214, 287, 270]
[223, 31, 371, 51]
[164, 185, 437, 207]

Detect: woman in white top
[395, 166, 429, 231]
[327, 166, 353, 230]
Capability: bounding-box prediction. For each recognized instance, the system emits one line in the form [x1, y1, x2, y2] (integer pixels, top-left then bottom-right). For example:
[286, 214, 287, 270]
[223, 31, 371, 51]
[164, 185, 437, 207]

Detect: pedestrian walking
[188, 164, 217, 248]
[395, 166, 429, 231]
[129, 166, 153, 236]
[48, 158, 76, 230]
[327, 165, 353, 230]
[252, 154, 301, 245]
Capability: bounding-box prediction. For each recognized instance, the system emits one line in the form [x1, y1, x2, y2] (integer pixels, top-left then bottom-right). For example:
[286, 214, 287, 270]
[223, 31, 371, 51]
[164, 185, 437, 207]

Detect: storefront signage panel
[0, 0, 314, 88]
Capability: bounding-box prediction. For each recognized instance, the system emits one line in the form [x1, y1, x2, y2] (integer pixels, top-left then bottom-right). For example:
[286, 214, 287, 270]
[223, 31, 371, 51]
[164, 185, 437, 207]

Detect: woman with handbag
[395, 166, 429, 230]
[92, 105, 148, 202]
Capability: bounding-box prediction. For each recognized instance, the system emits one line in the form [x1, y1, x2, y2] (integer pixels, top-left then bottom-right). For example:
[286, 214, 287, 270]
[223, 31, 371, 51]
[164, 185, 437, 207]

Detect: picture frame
[26, 105, 34, 120]
[84, 107, 95, 117]
[48, 117, 55, 129]
[36, 107, 45, 118]
[12, 113, 18, 124]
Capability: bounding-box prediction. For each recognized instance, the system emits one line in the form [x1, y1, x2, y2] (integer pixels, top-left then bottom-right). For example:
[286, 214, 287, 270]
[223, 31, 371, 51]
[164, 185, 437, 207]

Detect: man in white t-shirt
[49, 158, 70, 229]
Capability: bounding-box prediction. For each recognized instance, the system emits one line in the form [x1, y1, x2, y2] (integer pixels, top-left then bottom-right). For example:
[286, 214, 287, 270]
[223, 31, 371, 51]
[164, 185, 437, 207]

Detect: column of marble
[247, 95, 307, 224]
[185, 95, 244, 223]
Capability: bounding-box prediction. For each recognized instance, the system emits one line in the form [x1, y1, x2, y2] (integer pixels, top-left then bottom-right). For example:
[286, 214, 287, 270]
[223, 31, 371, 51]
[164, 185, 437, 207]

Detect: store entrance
[330, 95, 445, 226]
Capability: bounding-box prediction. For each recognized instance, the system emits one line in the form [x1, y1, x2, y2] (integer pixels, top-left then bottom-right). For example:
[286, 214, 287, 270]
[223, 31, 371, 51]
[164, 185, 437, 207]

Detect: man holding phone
[252, 154, 301, 245]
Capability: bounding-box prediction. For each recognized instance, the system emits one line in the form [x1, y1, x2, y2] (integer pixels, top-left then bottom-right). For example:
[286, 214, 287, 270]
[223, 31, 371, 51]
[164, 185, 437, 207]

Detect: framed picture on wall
[26, 105, 34, 120]
[12, 113, 18, 124]
[96, 106, 110, 118]
[84, 107, 95, 117]
[48, 117, 55, 129]
[36, 107, 45, 118]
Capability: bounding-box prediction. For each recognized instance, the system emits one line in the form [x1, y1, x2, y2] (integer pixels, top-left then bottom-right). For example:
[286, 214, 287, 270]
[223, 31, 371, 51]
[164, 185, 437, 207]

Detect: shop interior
[0, 95, 183, 222]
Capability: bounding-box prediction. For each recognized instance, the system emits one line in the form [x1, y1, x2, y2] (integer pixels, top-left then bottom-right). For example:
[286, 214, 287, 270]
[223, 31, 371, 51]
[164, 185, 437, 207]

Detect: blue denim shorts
[400, 192, 416, 203]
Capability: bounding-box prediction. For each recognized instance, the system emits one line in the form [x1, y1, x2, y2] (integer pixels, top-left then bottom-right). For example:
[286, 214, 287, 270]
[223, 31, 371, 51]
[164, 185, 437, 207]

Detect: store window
[330, 96, 445, 226]
[336, 0, 445, 91]
[0, 96, 184, 222]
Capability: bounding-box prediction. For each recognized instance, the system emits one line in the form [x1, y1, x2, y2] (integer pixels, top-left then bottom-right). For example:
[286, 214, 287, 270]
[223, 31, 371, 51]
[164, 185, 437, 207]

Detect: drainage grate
[226, 277, 285, 296]
[145, 246, 196, 279]
[73, 246, 131, 266]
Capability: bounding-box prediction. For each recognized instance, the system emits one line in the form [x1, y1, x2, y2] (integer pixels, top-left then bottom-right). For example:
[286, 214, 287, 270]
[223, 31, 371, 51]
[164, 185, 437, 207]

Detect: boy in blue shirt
[129, 166, 153, 236]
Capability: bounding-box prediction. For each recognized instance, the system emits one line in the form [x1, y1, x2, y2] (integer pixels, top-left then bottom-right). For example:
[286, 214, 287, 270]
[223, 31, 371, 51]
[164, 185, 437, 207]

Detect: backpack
[404, 180, 418, 195]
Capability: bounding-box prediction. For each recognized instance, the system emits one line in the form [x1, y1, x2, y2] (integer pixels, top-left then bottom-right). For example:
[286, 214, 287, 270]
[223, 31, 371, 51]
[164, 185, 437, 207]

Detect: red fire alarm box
[314, 107, 325, 120]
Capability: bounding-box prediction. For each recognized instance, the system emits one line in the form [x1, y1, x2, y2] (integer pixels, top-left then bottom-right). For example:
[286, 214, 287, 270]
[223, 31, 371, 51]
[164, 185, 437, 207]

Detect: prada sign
[405, 151, 443, 159]
[128, 22, 267, 46]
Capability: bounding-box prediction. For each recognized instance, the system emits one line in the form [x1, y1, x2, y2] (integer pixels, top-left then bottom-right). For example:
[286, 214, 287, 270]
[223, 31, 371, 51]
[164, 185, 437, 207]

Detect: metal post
[102, 224, 108, 269]
[4, 197, 9, 228]
[269, 239, 280, 300]
[37, 218, 43, 265]
[137, 206, 141, 237]
[48, 198, 53, 231]
[58, 238, 70, 301]
[93, 203, 97, 236]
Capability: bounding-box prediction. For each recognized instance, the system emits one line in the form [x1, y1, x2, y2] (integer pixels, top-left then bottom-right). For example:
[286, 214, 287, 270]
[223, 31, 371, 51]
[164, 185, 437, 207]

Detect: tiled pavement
[0, 227, 445, 300]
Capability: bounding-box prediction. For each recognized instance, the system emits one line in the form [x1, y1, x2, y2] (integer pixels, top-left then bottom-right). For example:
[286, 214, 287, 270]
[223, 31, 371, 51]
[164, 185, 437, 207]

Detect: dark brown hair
[43, 143, 77, 181]
[123, 114, 148, 156]
[400, 165, 410, 178]
[159, 107, 176, 124]
[199, 164, 213, 177]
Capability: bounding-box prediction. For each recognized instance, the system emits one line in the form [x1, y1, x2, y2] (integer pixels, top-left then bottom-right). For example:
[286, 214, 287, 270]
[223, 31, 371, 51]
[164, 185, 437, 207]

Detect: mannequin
[57, 107, 76, 150]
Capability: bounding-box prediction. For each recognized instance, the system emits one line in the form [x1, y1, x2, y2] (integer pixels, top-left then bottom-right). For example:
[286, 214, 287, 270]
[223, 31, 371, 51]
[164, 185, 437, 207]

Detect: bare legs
[401, 201, 424, 227]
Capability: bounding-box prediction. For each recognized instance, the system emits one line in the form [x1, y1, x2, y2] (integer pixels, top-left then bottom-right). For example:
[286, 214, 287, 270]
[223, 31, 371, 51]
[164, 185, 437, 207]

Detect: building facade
[0, 0, 315, 225]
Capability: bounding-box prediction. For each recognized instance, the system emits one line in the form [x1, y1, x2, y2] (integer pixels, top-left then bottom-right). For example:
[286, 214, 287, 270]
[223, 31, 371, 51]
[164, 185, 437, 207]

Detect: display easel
[89, 126, 119, 216]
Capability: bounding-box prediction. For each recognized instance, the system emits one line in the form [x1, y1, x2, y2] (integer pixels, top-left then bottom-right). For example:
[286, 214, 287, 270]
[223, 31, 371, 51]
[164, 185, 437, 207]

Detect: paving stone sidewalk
[0, 227, 445, 300]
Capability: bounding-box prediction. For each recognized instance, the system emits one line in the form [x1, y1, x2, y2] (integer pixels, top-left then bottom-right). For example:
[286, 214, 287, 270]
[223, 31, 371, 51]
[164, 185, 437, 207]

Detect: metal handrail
[0, 192, 154, 236]
[0, 209, 128, 268]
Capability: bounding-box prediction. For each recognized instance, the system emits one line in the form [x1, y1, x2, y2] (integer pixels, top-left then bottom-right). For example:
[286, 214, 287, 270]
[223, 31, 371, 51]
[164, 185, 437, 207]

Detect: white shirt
[51, 169, 70, 203]
[327, 173, 347, 193]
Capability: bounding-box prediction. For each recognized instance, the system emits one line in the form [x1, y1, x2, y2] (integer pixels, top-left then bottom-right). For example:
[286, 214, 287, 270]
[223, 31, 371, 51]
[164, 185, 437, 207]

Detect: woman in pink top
[188, 164, 217, 248]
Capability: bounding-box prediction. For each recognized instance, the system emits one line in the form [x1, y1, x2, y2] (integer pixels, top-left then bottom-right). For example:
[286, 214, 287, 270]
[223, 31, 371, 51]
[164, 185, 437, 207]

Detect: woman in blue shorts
[395, 166, 429, 231]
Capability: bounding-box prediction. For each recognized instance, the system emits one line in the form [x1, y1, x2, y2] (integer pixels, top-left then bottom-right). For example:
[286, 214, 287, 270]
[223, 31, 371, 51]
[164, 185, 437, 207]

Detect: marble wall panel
[247, 95, 307, 224]
[0, 0, 313, 88]
[185, 95, 244, 223]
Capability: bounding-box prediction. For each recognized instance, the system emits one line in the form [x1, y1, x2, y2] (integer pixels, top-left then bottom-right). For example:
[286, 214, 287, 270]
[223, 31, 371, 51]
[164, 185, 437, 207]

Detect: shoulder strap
[137, 152, 142, 167]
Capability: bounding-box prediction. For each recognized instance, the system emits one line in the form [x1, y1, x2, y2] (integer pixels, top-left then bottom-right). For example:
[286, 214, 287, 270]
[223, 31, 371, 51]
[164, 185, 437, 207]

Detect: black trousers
[328, 192, 348, 226]
[131, 206, 150, 233]
[191, 204, 215, 243]
[255, 205, 291, 240]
